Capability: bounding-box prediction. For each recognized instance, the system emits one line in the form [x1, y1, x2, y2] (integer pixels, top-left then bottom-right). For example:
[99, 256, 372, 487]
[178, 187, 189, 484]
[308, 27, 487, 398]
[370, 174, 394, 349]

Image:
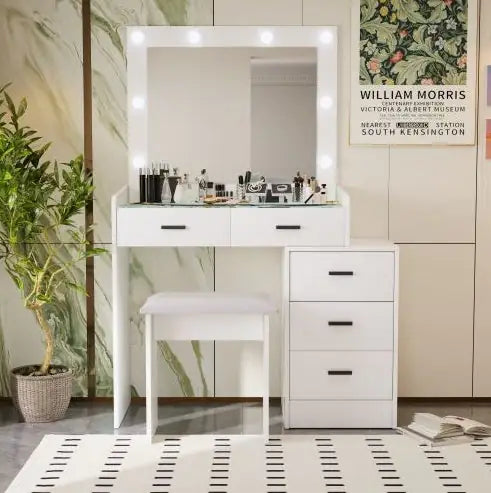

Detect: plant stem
[35, 308, 53, 374]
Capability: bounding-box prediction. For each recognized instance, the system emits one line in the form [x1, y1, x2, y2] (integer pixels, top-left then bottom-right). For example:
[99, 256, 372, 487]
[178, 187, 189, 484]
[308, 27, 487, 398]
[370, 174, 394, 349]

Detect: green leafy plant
[0, 84, 105, 375]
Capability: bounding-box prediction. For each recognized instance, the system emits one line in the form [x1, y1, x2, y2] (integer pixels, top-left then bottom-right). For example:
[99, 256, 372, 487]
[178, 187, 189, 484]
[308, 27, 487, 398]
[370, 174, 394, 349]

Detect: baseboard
[0, 396, 274, 404]
[127, 396, 281, 405]
[2, 396, 491, 404]
[398, 397, 491, 402]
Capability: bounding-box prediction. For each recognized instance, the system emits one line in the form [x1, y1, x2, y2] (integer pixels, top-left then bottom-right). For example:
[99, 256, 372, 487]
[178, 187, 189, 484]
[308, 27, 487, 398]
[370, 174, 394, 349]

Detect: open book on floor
[407, 413, 491, 441]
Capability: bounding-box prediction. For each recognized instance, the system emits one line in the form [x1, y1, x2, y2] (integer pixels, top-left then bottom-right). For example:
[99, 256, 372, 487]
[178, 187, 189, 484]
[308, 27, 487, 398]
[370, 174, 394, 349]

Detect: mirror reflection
[147, 47, 317, 185]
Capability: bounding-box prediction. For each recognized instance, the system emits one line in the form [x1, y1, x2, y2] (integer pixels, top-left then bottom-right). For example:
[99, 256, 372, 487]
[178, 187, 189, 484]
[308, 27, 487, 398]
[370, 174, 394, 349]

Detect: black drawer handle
[161, 225, 187, 230]
[328, 321, 353, 326]
[327, 370, 353, 376]
[276, 225, 301, 230]
[329, 271, 354, 276]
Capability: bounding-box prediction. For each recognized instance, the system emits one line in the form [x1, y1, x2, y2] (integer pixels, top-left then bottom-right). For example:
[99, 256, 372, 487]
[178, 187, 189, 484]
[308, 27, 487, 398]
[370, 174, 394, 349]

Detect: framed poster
[350, 0, 477, 145]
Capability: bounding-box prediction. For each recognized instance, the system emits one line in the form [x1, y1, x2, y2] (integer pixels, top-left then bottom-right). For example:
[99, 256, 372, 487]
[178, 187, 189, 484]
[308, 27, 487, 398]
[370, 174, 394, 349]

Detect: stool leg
[263, 314, 270, 438]
[146, 314, 158, 440]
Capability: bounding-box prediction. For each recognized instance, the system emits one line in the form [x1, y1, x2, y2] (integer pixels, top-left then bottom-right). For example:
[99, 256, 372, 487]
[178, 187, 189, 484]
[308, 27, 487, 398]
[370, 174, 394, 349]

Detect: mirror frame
[127, 26, 338, 202]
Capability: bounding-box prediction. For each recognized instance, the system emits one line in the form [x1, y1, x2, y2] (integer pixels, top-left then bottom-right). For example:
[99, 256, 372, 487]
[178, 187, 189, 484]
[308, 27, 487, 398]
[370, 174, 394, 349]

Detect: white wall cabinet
[389, 146, 476, 243]
[398, 244, 474, 397]
[214, 0, 302, 26]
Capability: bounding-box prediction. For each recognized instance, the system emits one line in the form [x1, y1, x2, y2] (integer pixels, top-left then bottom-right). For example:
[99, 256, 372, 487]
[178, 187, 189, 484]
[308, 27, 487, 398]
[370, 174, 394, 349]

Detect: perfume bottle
[320, 183, 327, 204]
[139, 168, 146, 203]
[180, 173, 196, 203]
[198, 169, 208, 201]
[206, 182, 215, 199]
[236, 175, 245, 200]
[296, 172, 304, 202]
[161, 164, 171, 204]
[168, 168, 180, 204]
[293, 181, 301, 203]
[145, 167, 155, 203]
[151, 163, 160, 203]
[303, 178, 313, 200]
[154, 162, 162, 202]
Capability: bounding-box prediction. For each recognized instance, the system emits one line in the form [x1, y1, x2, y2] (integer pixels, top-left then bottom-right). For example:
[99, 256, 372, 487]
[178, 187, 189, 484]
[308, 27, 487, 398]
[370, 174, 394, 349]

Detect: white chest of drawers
[282, 242, 399, 429]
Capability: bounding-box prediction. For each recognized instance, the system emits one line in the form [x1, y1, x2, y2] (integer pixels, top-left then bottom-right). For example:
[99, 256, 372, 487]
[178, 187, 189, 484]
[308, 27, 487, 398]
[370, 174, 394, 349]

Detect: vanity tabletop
[120, 202, 341, 208]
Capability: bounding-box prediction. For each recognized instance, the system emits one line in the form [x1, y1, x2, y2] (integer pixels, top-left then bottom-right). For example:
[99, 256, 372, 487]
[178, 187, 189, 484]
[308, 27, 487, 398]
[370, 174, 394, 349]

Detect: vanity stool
[140, 292, 275, 439]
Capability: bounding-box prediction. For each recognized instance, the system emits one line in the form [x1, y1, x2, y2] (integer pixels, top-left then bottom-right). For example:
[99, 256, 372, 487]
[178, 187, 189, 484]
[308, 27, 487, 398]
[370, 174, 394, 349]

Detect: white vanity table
[112, 25, 399, 430]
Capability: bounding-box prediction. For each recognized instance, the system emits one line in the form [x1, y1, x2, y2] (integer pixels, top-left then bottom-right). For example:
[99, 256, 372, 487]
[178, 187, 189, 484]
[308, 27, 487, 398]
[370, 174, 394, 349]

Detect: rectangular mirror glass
[147, 47, 316, 183]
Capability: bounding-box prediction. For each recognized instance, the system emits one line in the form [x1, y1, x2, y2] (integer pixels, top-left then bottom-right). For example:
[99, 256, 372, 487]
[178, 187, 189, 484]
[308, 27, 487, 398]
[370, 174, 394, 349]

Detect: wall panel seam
[82, 0, 96, 398]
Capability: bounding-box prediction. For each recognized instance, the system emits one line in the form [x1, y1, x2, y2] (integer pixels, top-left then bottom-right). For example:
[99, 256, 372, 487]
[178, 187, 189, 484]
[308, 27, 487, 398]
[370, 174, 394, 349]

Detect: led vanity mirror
[127, 26, 338, 202]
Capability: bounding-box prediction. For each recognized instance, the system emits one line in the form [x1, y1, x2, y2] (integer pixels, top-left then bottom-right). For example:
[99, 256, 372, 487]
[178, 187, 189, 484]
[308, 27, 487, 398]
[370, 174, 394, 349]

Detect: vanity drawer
[290, 302, 393, 351]
[230, 207, 346, 247]
[290, 351, 393, 400]
[117, 207, 230, 246]
[290, 251, 394, 301]
[289, 400, 394, 428]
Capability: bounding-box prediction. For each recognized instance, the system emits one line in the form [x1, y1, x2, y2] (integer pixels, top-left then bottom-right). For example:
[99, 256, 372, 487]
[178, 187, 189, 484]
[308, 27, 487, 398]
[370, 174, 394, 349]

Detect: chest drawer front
[117, 207, 230, 246]
[231, 208, 346, 247]
[290, 251, 394, 301]
[290, 351, 393, 400]
[290, 302, 393, 351]
[289, 400, 394, 428]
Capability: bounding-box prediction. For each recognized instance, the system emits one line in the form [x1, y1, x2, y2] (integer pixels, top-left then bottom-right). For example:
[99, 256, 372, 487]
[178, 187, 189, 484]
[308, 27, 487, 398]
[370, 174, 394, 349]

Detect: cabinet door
[398, 244, 474, 397]
[389, 147, 476, 243]
[214, 0, 302, 25]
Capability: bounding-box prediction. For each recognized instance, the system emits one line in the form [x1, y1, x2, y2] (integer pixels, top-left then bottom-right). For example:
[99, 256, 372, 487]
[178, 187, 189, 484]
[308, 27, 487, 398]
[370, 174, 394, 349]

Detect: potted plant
[0, 85, 105, 422]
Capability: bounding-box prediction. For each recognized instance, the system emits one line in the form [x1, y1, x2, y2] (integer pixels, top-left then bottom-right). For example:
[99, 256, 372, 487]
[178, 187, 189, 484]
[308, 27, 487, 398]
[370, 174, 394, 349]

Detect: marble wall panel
[0, 0, 87, 396]
[91, 0, 215, 397]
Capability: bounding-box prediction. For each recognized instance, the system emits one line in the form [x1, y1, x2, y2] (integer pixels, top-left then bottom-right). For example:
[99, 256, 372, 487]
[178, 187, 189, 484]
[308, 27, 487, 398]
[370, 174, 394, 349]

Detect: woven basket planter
[10, 365, 72, 423]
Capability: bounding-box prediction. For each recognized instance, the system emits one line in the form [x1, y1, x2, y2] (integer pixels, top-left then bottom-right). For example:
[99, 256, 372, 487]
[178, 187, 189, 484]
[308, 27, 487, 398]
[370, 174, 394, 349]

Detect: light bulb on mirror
[188, 30, 201, 45]
[133, 156, 145, 169]
[260, 31, 274, 45]
[132, 96, 145, 110]
[131, 30, 145, 45]
[319, 155, 333, 169]
[319, 96, 333, 110]
[319, 30, 333, 45]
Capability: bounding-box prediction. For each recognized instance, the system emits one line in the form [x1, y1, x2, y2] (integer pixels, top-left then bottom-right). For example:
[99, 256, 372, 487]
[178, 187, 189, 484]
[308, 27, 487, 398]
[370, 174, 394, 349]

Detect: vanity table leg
[146, 314, 158, 440]
[263, 315, 270, 437]
[112, 244, 130, 428]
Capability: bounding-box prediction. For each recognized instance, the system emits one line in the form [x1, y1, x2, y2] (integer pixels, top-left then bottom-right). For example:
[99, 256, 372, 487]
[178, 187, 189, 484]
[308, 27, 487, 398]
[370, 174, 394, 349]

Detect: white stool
[140, 292, 275, 439]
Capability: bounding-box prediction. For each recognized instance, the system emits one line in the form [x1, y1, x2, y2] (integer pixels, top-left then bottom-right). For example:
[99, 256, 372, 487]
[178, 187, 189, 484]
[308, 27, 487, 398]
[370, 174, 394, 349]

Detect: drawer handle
[328, 321, 353, 326]
[161, 225, 187, 230]
[276, 225, 301, 230]
[329, 271, 354, 276]
[327, 370, 353, 376]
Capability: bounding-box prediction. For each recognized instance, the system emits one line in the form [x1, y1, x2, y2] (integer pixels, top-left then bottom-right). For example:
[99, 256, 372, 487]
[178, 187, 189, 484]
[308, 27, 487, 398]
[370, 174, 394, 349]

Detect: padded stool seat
[141, 291, 274, 440]
[141, 291, 275, 315]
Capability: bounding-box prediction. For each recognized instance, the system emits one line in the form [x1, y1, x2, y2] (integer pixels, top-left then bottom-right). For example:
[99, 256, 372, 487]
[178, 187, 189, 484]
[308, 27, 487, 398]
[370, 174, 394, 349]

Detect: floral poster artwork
[350, 0, 477, 145]
[360, 0, 468, 86]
